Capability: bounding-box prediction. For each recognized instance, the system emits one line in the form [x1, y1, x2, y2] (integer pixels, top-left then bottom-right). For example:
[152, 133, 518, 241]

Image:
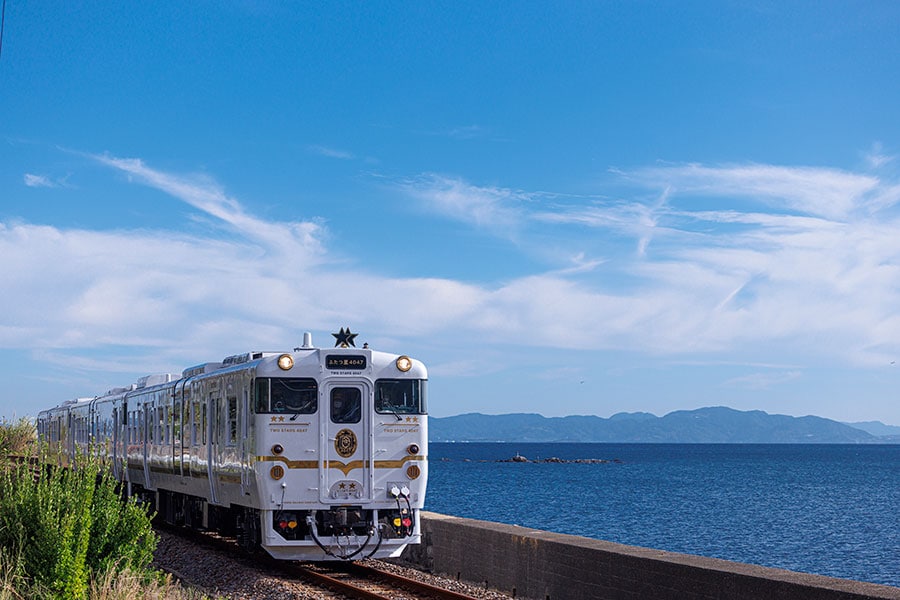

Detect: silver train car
[37, 330, 428, 560]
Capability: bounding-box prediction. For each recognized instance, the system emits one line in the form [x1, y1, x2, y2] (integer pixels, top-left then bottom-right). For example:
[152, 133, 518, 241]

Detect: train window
[227, 396, 238, 446]
[190, 402, 198, 446]
[173, 403, 181, 441]
[165, 406, 172, 445]
[242, 390, 249, 439]
[375, 380, 427, 415]
[195, 404, 201, 445]
[254, 379, 269, 413]
[157, 407, 164, 444]
[209, 399, 218, 446]
[201, 403, 207, 446]
[256, 378, 318, 414]
[330, 387, 361, 424]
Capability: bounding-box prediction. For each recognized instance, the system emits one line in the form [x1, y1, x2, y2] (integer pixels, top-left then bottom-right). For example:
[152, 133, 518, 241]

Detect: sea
[424, 443, 900, 588]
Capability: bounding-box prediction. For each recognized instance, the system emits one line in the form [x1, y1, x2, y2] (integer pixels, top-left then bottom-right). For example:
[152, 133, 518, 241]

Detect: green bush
[0, 457, 157, 599]
[0, 419, 35, 458]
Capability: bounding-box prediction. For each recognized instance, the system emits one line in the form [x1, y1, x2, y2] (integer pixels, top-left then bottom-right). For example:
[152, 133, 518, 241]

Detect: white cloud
[307, 145, 355, 160]
[24, 173, 56, 188]
[442, 125, 485, 140]
[626, 163, 882, 220]
[91, 154, 326, 262]
[398, 173, 529, 234]
[864, 142, 894, 169]
[723, 370, 803, 391]
[416, 124, 488, 140]
[4, 155, 900, 391]
[392, 161, 900, 368]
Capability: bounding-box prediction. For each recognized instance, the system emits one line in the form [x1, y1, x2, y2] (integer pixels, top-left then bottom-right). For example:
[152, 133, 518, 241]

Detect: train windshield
[255, 378, 318, 414]
[375, 379, 427, 415]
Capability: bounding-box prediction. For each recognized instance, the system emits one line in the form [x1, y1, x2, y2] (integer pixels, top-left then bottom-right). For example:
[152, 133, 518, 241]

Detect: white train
[37, 329, 428, 561]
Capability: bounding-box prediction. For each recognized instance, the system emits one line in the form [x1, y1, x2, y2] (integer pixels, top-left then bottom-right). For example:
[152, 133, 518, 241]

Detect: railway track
[155, 522, 491, 600]
[3, 454, 42, 482]
[291, 562, 484, 600]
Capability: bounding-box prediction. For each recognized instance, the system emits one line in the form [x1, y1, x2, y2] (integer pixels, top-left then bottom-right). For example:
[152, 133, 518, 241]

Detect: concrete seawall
[400, 512, 900, 600]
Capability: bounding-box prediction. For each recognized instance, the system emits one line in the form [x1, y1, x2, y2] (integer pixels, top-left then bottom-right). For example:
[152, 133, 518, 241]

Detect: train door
[188, 384, 204, 480]
[320, 381, 373, 504]
[206, 393, 220, 504]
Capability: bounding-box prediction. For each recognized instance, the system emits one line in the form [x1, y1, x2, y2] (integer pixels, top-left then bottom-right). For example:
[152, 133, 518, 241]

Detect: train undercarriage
[145, 487, 417, 560]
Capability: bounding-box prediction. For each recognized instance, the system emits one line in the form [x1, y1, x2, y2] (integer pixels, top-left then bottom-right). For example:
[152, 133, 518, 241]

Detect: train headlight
[396, 355, 412, 372]
[277, 354, 294, 370]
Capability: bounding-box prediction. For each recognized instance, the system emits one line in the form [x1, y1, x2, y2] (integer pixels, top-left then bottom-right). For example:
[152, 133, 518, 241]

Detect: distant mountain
[430, 406, 894, 443]
[844, 420, 900, 441]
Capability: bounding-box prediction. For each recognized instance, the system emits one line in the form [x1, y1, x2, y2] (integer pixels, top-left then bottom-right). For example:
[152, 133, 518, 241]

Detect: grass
[88, 564, 214, 600]
[0, 553, 213, 600]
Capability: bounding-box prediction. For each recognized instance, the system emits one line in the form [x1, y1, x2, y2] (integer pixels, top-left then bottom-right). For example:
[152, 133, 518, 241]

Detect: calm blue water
[425, 443, 900, 588]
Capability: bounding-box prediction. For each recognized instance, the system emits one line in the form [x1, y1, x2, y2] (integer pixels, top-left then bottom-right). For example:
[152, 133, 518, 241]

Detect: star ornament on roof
[332, 327, 358, 348]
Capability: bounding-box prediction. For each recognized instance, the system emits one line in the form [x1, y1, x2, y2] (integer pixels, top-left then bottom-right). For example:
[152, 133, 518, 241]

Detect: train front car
[253, 334, 428, 560]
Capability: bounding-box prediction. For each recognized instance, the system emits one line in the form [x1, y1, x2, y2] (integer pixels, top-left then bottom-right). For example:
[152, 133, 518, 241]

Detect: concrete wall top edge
[419, 512, 900, 598]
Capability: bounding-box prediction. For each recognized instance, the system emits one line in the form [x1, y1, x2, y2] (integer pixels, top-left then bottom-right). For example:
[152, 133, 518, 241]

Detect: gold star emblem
[279, 416, 285, 422]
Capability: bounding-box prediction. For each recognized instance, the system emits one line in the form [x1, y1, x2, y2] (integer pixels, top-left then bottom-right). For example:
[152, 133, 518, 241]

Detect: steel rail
[347, 562, 482, 600]
[290, 565, 394, 600]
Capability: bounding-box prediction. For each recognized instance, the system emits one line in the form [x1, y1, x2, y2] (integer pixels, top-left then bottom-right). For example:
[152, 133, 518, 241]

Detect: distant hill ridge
[430, 406, 900, 443]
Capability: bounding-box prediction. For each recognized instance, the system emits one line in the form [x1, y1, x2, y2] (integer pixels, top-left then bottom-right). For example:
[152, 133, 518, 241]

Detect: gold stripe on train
[258, 454, 425, 476]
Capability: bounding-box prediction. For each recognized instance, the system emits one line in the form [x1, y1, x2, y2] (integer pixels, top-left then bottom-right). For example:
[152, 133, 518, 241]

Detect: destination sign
[326, 355, 367, 370]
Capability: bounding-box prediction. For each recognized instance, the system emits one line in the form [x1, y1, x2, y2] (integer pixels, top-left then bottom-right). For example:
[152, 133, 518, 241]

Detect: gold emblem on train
[334, 428, 358, 458]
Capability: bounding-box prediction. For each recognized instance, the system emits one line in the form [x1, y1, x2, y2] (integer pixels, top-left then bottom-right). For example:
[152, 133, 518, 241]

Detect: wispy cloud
[394, 160, 900, 366]
[723, 370, 803, 390]
[3, 154, 900, 387]
[864, 142, 894, 169]
[24, 173, 58, 188]
[398, 173, 530, 234]
[624, 163, 883, 220]
[91, 153, 326, 262]
[443, 125, 485, 140]
[417, 124, 488, 140]
[307, 145, 355, 160]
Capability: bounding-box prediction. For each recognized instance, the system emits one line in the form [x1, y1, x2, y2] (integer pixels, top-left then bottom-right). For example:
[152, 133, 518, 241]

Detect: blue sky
[2, 2, 900, 424]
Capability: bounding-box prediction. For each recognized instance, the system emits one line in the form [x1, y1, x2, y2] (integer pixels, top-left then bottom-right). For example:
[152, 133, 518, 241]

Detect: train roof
[38, 330, 425, 415]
